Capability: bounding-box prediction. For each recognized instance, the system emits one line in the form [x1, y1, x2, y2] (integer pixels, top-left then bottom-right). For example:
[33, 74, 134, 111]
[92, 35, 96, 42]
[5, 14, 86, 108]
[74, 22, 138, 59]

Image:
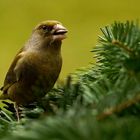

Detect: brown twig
[112, 40, 133, 54]
[97, 94, 140, 120]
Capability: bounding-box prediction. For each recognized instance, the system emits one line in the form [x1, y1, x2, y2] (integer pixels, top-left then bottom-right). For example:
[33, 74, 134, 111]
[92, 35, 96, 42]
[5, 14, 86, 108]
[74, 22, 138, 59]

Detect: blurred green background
[0, 0, 140, 86]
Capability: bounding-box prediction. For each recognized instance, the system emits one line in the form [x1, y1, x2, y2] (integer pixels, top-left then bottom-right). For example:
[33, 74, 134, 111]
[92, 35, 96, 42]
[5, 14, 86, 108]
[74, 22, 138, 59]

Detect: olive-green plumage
[0, 20, 68, 105]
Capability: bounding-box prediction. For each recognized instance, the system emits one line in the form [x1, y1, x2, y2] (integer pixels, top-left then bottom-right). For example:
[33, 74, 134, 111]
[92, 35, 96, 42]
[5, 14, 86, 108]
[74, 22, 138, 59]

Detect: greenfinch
[0, 20, 68, 106]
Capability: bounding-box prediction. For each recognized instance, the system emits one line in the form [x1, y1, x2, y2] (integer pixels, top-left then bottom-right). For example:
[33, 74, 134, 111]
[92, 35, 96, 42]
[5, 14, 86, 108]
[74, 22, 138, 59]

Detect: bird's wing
[1, 48, 24, 94]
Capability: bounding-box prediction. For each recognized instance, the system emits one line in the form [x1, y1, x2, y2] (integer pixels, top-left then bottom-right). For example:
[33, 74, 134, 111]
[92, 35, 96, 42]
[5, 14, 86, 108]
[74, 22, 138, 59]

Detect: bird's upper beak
[51, 24, 68, 40]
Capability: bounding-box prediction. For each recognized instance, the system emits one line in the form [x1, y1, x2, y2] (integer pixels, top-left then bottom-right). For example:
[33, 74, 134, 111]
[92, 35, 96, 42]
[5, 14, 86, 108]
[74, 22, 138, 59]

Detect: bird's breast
[29, 50, 62, 91]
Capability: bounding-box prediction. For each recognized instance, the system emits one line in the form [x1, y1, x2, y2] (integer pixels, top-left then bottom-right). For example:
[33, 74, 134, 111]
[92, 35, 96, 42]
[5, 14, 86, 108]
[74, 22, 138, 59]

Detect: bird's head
[34, 20, 68, 42]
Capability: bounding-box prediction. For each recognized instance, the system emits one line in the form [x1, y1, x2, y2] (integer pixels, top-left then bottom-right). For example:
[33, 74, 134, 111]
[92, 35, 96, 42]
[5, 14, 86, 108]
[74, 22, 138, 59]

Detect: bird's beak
[53, 24, 68, 35]
[51, 24, 68, 40]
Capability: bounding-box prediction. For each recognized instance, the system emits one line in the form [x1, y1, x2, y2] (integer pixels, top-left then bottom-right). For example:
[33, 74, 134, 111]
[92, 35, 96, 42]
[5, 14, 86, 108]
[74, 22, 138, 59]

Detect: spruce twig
[112, 40, 133, 54]
[97, 94, 140, 120]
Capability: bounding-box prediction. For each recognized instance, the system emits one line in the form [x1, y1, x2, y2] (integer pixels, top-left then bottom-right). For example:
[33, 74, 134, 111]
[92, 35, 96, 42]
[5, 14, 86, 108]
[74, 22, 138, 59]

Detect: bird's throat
[47, 40, 62, 53]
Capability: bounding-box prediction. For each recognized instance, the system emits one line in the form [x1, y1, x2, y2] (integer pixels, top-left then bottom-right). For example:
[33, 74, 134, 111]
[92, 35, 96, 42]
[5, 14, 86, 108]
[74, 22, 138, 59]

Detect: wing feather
[1, 48, 24, 93]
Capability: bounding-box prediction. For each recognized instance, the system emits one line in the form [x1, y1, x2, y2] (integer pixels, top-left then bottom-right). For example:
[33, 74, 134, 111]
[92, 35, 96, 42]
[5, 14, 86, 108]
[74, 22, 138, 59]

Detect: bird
[0, 20, 68, 119]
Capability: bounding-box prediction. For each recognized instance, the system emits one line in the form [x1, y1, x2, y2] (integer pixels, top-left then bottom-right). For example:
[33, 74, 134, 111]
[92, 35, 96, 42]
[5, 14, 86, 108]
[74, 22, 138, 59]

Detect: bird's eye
[42, 25, 48, 30]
